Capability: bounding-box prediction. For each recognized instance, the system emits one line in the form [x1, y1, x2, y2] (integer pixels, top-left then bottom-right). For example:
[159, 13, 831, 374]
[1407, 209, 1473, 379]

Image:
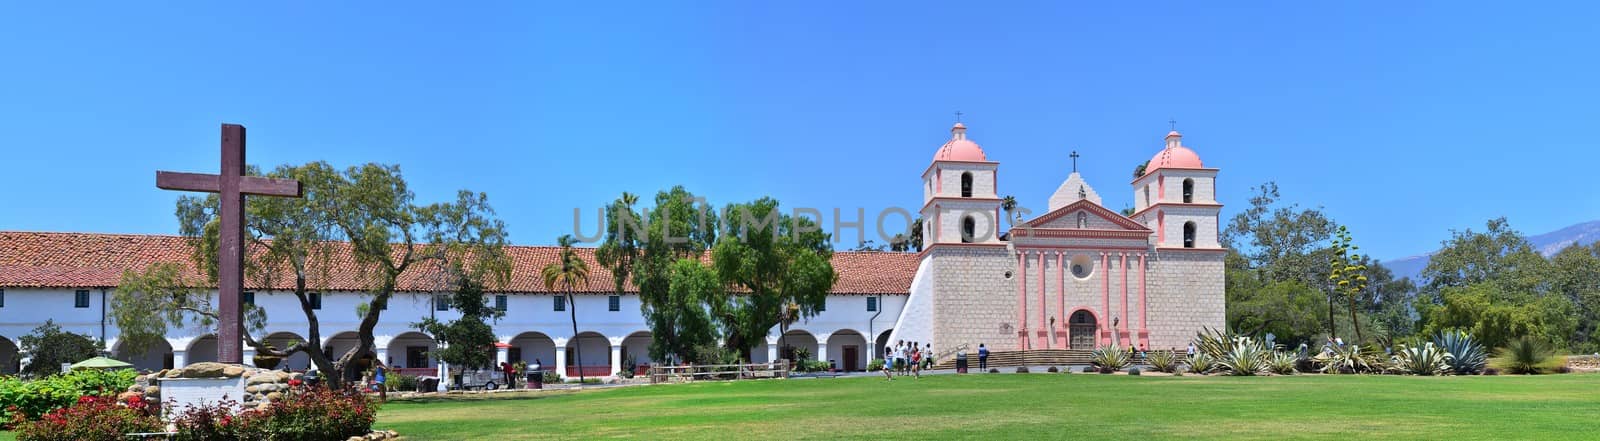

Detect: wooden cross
[156, 124, 302, 364]
[954, 111, 963, 123]
[1070, 150, 1080, 172]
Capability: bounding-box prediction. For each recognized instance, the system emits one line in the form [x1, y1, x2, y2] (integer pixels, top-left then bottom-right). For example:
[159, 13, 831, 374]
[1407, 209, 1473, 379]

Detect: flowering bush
[0, 369, 137, 426]
[14, 395, 161, 441]
[165, 386, 378, 441]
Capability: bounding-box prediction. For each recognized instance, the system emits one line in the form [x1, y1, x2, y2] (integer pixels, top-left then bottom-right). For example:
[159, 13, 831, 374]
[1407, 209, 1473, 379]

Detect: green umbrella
[71, 356, 134, 370]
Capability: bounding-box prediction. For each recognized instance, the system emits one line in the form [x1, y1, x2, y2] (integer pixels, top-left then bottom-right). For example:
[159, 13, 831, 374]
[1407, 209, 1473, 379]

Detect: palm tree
[1001, 195, 1019, 227]
[543, 234, 591, 383]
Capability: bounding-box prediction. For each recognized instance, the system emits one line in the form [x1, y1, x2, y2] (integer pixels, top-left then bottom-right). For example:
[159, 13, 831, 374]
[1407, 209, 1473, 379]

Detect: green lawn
[373, 373, 1600, 440]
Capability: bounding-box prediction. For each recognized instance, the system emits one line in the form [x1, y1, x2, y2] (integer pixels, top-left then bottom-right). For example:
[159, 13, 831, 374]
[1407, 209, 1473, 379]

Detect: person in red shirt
[501, 361, 518, 389]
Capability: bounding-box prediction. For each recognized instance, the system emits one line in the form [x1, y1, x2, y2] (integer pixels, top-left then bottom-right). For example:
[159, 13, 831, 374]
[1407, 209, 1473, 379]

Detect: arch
[619, 331, 653, 374]
[778, 329, 819, 364]
[961, 216, 976, 243]
[187, 334, 219, 364]
[0, 336, 18, 375]
[960, 172, 973, 197]
[508, 331, 556, 368]
[566, 331, 610, 378]
[263, 331, 311, 371]
[1183, 221, 1197, 248]
[387, 331, 437, 372]
[826, 329, 868, 372]
[874, 330, 892, 361]
[1068, 309, 1098, 349]
[112, 338, 173, 372]
[1182, 178, 1194, 203]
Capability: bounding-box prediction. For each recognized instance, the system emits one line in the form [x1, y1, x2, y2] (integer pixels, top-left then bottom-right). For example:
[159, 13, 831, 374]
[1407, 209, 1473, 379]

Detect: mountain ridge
[1382, 220, 1600, 282]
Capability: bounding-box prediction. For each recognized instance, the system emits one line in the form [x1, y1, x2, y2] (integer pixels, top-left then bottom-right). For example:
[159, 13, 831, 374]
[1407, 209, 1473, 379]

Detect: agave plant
[1392, 342, 1454, 376]
[1493, 336, 1561, 375]
[1187, 352, 1218, 374]
[1316, 344, 1380, 374]
[1268, 351, 1298, 375]
[1091, 345, 1131, 373]
[1145, 350, 1180, 373]
[1193, 327, 1239, 359]
[1434, 330, 1487, 375]
[1218, 337, 1271, 376]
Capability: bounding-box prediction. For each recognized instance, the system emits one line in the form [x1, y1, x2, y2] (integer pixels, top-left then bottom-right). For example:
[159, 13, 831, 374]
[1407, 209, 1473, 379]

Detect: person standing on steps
[978, 343, 990, 371]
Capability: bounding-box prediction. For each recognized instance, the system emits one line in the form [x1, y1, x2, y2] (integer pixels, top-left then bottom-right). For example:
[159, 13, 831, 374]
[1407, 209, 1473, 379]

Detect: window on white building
[867, 296, 878, 312]
[960, 172, 973, 197]
[608, 295, 620, 311]
[818, 299, 826, 312]
[243, 291, 255, 305]
[554, 295, 566, 312]
[74, 290, 90, 308]
[1, 289, 5, 307]
[309, 292, 322, 310]
[495, 295, 507, 312]
[435, 295, 450, 311]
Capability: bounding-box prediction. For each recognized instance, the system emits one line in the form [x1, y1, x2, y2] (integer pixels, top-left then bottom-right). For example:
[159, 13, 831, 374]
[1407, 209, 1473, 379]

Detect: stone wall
[123, 362, 300, 411]
[1144, 250, 1226, 350]
[928, 246, 1019, 351]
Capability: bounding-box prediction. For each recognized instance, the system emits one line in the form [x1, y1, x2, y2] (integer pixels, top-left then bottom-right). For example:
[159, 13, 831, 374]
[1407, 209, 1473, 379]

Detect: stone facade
[896, 125, 1225, 354]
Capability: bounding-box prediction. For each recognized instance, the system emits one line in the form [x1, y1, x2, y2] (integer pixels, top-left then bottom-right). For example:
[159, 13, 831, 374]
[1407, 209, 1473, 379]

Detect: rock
[164, 369, 184, 378]
[266, 392, 283, 402]
[134, 374, 148, 385]
[128, 384, 144, 393]
[368, 434, 384, 440]
[145, 386, 160, 396]
[246, 385, 262, 393]
[117, 391, 141, 402]
[183, 362, 228, 378]
[223, 366, 246, 377]
[348, 437, 366, 441]
[246, 374, 279, 385]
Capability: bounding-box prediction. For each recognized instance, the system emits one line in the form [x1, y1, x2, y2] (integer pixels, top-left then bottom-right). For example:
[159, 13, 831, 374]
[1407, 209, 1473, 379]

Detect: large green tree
[18, 320, 100, 377]
[415, 265, 505, 372]
[1549, 243, 1600, 351]
[1222, 182, 1342, 337]
[710, 197, 838, 353]
[114, 161, 510, 388]
[1417, 218, 1573, 349]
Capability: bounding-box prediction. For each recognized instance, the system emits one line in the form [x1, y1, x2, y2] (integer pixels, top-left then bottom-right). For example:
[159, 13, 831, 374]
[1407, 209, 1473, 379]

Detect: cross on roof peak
[954, 111, 963, 123]
[1070, 150, 1080, 172]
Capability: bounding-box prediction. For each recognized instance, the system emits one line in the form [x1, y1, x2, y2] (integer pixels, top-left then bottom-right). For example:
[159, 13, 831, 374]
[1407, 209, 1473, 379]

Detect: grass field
[373, 373, 1600, 440]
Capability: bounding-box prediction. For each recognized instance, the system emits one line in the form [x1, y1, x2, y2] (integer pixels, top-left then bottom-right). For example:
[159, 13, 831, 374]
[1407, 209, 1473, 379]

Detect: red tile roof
[0, 231, 918, 295]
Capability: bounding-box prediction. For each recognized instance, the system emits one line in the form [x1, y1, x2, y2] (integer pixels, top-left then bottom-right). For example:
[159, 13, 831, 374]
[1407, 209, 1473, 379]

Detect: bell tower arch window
[961, 172, 974, 198]
[961, 216, 977, 243]
[1182, 178, 1194, 203]
[1183, 221, 1197, 248]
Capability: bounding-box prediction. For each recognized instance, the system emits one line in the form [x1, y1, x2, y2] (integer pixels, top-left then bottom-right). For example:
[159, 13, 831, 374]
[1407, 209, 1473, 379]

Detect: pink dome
[932, 123, 988, 162]
[1146, 131, 1203, 172]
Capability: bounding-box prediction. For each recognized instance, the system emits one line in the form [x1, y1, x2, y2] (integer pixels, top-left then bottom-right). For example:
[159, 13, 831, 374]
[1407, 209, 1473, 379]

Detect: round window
[1069, 254, 1095, 280]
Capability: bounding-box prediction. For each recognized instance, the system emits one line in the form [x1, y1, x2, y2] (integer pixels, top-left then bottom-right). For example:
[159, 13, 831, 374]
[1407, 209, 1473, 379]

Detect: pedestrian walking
[882, 344, 895, 381]
[372, 361, 387, 402]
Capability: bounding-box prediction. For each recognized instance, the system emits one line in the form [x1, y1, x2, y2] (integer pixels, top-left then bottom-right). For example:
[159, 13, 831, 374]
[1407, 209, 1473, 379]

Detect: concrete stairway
[931, 349, 1133, 370]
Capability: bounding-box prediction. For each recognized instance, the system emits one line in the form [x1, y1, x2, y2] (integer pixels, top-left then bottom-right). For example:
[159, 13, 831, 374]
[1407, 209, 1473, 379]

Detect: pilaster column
[1056, 251, 1067, 348]
[610, 345, 623, 378]
[1120, 252, 1130, 347]
[437, 362, 449, 391]
[1100, 252, 1110, 347]
[767, 340, 780, 364]
[816, 343, 830, 371]
[1017, 251, 1029, 350]
[496, 345, 510, 365]
[1139, 253, 1150, 348]
[1037, 251, 1049, 349]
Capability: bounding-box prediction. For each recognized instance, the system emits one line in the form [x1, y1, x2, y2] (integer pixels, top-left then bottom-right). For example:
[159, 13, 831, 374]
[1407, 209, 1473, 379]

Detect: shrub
[867, 359, 884, 372]
[1482, 367, 1499, 376]
[1192, 327, 1239, 359]
[1127, 367, 1141, 376]
[1090, 346, 1131, 373]
[988, 368, 999, 374]
[14, 395, 161, 441]
[1186, 352, 1217, 374]
[1268, 351, 1298, 375]
[1434, 330, 1487, 375]
[384, 373, 419, 392]
[1081, 366, 1095, 373]
[1392, 342, 1454, 376]
[1046, 366, 1059, 373]
[171, 398, 243, 441]
[1493, 337, 1561, 375]
[1015, 367, 1030, 374]
[1145, 350, 1180, 373]
[1218, 337, 1270, 376]
[0, 368, 137, 426]
[542, 370, 563, 384]
[226, 387, 377, 440]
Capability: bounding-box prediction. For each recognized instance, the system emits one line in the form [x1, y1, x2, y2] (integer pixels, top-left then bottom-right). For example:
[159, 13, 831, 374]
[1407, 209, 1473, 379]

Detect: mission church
[0, 122, 1223, 377]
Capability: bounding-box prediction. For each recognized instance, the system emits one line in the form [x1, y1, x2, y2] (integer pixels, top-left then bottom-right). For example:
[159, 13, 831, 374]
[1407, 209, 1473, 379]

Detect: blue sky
[1, 1, 1596, 261]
